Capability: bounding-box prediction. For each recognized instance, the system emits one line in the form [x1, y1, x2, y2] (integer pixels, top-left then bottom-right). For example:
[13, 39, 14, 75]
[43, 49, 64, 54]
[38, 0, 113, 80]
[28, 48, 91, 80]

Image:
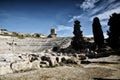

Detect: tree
[107, 13, 120, 49]
[0, 29, 7, 31]
[92, 17, 104, 50]
[35, 33, 40, 38]
[71, 20, 84, 51]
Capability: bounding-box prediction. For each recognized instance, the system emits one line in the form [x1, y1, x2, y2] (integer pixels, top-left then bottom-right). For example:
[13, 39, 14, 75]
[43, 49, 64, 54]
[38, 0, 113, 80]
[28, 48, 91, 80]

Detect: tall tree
[107, 13, 120, 49]
[71, 20, 84, 51]
[92, 17, 104, 50]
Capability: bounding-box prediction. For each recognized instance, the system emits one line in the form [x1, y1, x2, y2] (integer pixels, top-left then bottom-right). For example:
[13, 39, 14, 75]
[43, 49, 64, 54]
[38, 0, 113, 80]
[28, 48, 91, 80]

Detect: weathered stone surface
[31, 60, 41, 69]
[28, 54, 39, 62]
[65, 57, 80, 65]
[78, 54, 87, 60]
[49, 56, 58, 67]
[10, 61, 32, 73]
[41, 56, 50, 61]
[0, 36, 71, 53]
[40, 61, 49, 68]
[0, 63, 13, 75]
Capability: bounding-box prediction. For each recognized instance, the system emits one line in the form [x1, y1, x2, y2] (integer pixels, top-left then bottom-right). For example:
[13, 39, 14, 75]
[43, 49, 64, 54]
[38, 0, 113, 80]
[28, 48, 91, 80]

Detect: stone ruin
[48, 28, 57, 38]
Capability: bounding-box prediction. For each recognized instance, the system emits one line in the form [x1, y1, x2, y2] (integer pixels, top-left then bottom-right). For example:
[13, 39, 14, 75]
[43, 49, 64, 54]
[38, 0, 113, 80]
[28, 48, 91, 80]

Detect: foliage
[71, 20, 84, 51]
[0, 32, 10, 36]
[35, 33, 40, 38]
[52, 46, 60, 52]
[17, 35, 25, 39]
[12, 32, 19, 37]
[92, 17, 104, 49]
[0, 29, 8, 31]
[107, 13, 120, 49]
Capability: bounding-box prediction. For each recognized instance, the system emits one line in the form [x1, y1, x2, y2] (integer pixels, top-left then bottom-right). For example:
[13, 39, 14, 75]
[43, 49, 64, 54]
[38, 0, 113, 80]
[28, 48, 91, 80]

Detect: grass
[17, 35, 25, 39]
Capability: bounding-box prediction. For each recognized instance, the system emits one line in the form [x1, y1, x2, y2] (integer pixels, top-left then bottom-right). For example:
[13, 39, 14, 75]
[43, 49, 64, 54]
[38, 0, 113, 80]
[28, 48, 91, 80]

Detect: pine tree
[92, 17, 104, 50]
[71, 20, 84, 51]
[107, 13, 120, 49]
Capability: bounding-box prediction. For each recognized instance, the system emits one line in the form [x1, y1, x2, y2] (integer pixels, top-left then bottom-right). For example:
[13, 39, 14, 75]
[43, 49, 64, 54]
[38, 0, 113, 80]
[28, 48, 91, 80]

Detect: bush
[107, 13, 120, 49]
[52, 46, 60, 52]
[17, 35, 25, 39]
[92, 17, 104, 49]
[71, 20, 84, 51]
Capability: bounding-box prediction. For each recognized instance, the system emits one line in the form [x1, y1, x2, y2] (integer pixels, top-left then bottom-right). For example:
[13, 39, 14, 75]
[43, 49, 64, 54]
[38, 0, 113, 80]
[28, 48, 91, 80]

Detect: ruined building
[48, 28, 57, 38]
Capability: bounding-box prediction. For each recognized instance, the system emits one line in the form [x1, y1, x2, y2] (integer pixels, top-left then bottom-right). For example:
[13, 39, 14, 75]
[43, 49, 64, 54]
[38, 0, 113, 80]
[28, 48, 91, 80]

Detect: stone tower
[48, 28, 57, 38]
[51, 28, 56, 35]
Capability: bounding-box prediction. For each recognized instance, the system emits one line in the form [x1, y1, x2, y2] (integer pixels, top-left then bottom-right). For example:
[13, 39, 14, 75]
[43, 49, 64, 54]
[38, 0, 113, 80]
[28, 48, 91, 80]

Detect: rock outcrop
[0, 51, 88, 75]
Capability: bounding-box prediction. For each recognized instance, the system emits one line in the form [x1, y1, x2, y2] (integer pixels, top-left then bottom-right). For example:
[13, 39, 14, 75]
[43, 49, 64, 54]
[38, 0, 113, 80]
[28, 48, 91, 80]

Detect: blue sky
[0, 0, 120, 37]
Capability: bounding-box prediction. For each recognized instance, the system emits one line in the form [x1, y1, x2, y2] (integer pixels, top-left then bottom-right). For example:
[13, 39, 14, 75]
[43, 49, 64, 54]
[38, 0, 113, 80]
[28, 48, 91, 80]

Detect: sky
[0, 0, 120, 37]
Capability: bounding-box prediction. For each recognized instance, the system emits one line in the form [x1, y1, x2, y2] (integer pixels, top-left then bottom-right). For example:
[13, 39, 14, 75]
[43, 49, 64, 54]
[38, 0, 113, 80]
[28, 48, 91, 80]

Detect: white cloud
[85, 34, 93, 37]
[103, 32, 108, 38]
[68, 0, 120, 37]
[68, 15, 81, 23]
[56, 25, 73, 32]
[90, 1, 120, 21]
[89, 7, 103, 16]
[93, 7, 120, 20]
[90, 6, 120, 28]
[89, 0, 120, 27]
[100, 21, 108, 26]
[106, 1, 120, 10]
[56, 25, 73, 37]
[80, 0, 99, 10]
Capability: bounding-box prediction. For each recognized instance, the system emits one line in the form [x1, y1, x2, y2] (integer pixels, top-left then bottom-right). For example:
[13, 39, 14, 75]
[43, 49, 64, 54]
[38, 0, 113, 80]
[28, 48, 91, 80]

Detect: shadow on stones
[93, 78, 120, 80]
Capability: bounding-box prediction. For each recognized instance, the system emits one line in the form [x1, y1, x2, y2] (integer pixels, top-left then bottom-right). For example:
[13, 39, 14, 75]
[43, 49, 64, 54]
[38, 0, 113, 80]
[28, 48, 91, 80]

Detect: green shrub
[17, 35, 25, 39]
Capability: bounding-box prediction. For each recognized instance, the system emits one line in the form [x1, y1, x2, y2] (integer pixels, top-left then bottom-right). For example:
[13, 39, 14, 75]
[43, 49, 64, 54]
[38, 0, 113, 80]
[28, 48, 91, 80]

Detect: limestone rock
[0, 63, 13, 75]
[40, 61, 49, 68]
[10, 61, 32, 73]
[49, 56, 58, 67]
[31, 60, 41, 69]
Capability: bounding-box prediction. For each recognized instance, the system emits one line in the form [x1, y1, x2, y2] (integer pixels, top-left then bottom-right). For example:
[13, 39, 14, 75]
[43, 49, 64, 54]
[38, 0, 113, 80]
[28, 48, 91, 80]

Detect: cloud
[103, 32, 108, 38]
[85, 34, 93, 37]
[90, 0, 120, 20]
[89, 0, 120, 27]
[55, 25, 73, 37]
[91, 6, 120, 20]
[90, 6, 120, 27]
[68, 15, 81, 23]
[56, 25, 73, 32]
[105, 1, 120, 11]
[68, 0, 120, 37]
[89, 7, 103, 16]
[80, 0, 99, 10]
[100, 21, 108, 26]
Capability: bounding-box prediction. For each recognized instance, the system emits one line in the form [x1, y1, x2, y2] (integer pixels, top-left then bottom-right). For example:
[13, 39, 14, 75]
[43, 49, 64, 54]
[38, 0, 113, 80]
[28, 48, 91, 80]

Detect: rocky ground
[0, 55, 119, 80]
[0, 36, 120, 80]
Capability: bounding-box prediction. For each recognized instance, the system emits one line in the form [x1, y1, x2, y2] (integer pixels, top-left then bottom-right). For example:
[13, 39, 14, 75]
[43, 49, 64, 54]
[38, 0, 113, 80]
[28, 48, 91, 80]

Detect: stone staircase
[0, 36, 71, 54]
